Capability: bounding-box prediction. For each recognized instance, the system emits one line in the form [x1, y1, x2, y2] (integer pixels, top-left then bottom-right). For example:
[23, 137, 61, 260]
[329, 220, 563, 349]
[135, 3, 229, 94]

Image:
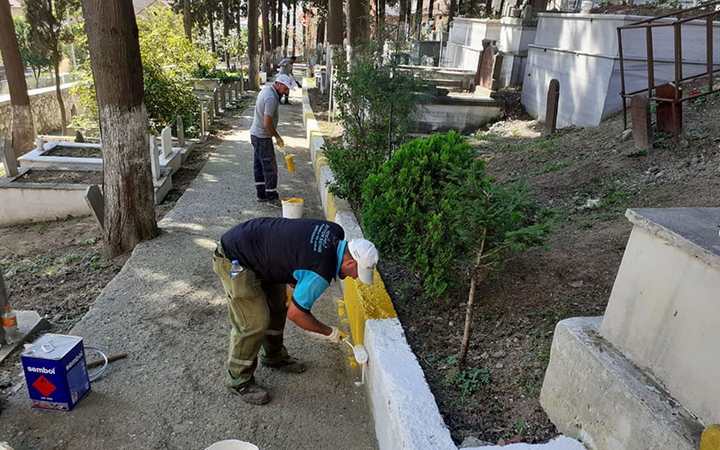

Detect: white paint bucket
[281, 197, 304, 219]
[204, 440, 259, 450]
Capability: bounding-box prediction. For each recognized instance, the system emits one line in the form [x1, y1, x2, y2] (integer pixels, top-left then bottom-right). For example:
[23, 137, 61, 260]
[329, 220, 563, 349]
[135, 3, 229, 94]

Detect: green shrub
[362, 131, 550, 298]
[324, 50, 427, 208]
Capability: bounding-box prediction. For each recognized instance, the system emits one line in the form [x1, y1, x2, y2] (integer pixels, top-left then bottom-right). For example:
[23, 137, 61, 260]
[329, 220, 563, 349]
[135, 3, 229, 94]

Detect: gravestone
[84, 185, 104, 229]
[200, 105, 207, 138]
[544, 79, 560, 136]
[475, 40, 503, 92]
[631, 94, 653, 150]
[1, 137, 18, 177]
[220, 85, 227, 111]
[149, 134, 161, 181]
[161, 126, 173, 158]
[213, 90, 220, 116]
[176, 116, 185, 147]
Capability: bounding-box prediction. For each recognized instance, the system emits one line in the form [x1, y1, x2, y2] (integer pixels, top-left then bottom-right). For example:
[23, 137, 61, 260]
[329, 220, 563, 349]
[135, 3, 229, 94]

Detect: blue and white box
[21, 333, 91, 411]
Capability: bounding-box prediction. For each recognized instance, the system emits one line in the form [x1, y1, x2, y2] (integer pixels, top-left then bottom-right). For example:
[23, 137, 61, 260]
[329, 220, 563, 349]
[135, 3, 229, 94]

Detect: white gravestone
[176, 116, 185, 147]
[161, 126, 173, 158]
[149, 135, 161, 181]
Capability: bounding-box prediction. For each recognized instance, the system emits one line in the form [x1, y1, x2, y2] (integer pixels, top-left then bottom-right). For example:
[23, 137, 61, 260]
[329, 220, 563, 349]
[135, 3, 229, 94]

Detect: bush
[324, 50, 428, 208]
[72, 5, 213, 135]
[361, 131, 550, 298]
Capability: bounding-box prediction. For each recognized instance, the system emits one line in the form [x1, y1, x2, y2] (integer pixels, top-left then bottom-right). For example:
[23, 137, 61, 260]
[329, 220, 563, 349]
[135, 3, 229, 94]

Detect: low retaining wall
[302, 80, 586, 450]
[0, 82, 81, 138]
[0, 171, 90, 226]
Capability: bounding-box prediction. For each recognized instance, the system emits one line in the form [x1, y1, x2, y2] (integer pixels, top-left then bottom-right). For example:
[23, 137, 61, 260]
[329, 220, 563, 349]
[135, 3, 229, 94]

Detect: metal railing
[618, 1, 720, 135]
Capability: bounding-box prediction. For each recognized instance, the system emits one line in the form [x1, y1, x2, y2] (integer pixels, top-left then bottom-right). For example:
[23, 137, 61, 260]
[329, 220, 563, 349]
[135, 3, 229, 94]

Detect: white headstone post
[149, 134, 161, 181]
[213, 90, 220, 116]
[200, 105, 207, 139]
[176, 115, 185, 147]
[161, 126, 173, 158]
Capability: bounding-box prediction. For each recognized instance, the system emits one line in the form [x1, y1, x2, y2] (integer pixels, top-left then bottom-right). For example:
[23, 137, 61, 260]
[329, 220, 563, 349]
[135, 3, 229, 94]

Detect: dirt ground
[13, 169, 104, 185]
[382, 92, 720, 445]
[46, 146, 103, 158]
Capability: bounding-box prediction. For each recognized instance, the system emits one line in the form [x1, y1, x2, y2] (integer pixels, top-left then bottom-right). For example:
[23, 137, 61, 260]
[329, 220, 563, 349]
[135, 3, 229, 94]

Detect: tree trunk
[448, 0, 457, 32]
[53, 57, 67, 136]
[269, 0, 276, 63]
[428, 0, 434, 26]
[292, 0, 296, 56]
[284, 7, 290, 57]
[275, 0, 282, 61]
[222, 0, 230, 67]
[183, 0, 192, 41]
[81, 0, 159, 257]
[348, 0, 369, 59]
[376, 0, 385, 44]
[414, 0, 423, 39]
[458, 231, 486, 366]
[261, 0, 272, 73]
[398, 0, 408, 39]
[327, 0, 343, 46]
[0, 0, 35, 162]
[209, 8, 216, 53]
[248, 0, 260, 89]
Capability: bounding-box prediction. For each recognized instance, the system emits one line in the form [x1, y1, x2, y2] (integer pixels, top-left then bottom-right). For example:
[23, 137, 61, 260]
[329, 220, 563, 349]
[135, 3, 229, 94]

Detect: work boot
[262, 356, 306, 374]
[228, 379, 271, 405]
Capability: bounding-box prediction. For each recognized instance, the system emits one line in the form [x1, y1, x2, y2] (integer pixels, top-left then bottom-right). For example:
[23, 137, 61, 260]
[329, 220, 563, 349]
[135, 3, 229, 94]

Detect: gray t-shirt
[250, 85, 280, 138]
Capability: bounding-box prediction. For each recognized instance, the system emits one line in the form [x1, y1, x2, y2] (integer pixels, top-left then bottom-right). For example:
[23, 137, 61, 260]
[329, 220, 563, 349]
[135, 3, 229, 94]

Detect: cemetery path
[1, 89, 377, 450]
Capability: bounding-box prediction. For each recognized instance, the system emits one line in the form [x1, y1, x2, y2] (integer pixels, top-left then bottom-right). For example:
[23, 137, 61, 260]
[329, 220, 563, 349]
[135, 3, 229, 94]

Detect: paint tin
[21, 333, 90, 411]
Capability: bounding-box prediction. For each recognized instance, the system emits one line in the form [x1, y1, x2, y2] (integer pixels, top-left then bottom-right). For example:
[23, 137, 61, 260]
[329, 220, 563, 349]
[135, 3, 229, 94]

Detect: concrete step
[541, 317, 703, 450]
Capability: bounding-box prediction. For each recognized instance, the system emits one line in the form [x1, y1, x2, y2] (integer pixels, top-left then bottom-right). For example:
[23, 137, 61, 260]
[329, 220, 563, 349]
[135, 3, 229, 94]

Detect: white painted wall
[0, 185, 90, 226]
[522, 13, 720, 127]
[443, 17, 536, 87]
[600, 216, 720, 426]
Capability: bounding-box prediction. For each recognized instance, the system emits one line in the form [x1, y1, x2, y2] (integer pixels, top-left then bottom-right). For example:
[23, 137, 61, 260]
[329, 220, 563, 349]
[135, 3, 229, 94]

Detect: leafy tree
[324, 49, 427, 208]
[13, 16, 51, 88]
[24, 0, 81, 135]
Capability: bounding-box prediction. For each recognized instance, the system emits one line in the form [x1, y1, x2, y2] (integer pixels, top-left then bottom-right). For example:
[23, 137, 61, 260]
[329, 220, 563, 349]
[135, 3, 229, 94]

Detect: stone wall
[0, 82, 81, 140]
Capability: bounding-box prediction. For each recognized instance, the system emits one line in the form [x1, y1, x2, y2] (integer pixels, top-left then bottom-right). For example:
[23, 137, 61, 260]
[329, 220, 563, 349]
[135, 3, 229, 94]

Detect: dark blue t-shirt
[220, 218, 347, 311]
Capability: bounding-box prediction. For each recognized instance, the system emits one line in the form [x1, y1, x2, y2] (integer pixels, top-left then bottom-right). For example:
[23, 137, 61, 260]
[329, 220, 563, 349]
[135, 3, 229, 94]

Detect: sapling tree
[25, 0, 81, 136]
[14, 17, 51, 88]
[450, 177, 551, 366]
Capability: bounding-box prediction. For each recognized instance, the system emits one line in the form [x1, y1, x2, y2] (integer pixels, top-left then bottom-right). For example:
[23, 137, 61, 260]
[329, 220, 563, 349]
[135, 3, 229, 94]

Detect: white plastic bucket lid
[204, 440, 259, 450]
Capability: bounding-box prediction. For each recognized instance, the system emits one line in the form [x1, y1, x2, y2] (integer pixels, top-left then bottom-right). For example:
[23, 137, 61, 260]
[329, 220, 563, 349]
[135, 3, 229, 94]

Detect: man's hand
[311, 326, 347, 343]
[275, 136, 285, 148]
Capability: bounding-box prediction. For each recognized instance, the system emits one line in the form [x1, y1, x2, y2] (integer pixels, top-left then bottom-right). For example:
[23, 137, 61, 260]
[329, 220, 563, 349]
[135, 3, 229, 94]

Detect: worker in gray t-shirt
[277, 56, 300, 104]
[249, 74, 296, 204]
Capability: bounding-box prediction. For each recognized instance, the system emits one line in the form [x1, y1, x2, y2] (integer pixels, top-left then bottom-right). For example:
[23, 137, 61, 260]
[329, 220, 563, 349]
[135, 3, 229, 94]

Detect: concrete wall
[443, 18, 502, 71]
[522, 13, 720, 127]
[0, 83, 81, 139]
[0, 182, 90, 226]
[600, 210, 720, 426]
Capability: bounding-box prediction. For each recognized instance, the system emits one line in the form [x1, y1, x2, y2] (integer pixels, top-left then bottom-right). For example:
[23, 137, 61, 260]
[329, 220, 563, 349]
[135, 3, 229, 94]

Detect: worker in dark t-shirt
[212, 217, 379, 405]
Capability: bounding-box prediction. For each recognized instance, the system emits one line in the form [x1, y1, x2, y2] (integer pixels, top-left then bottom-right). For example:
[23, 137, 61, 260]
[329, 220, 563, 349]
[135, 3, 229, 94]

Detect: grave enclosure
[0, 77, 245, 227]
[541, 208, 720, 450]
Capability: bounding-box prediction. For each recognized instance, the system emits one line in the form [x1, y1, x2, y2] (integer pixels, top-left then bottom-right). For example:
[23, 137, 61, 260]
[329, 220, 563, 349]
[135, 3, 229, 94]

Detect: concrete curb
[300, 80, 586, 450]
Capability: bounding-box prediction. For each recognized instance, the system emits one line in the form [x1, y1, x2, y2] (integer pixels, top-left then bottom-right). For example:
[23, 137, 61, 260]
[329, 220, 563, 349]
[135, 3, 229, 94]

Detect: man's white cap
[348, 239, 379, 285]
[274, 73, 297, 89]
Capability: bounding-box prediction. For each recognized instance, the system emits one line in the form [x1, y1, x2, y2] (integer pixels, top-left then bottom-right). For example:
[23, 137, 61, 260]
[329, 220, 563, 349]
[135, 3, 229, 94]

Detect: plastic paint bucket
[281, 197, 304, 219]
[204, 440, 259, 450]
[284, 154, 296, 173]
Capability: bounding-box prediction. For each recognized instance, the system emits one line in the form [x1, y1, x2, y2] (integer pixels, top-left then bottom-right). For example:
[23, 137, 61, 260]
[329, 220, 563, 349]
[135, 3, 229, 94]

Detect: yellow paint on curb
[343, 270, 397, 346]
[701, 425, 720, 450]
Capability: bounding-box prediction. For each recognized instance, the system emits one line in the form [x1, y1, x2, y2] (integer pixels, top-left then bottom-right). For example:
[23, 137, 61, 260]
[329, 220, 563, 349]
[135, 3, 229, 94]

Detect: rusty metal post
[673, 22, 683, 140]
[646, 27, 655, 97]
[618, 27, 628, 130]
[631, 94, 653, 151]
[708, 15, 714, 93]
[0, 274, 8, 345]
[544, 79, 560, 136]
